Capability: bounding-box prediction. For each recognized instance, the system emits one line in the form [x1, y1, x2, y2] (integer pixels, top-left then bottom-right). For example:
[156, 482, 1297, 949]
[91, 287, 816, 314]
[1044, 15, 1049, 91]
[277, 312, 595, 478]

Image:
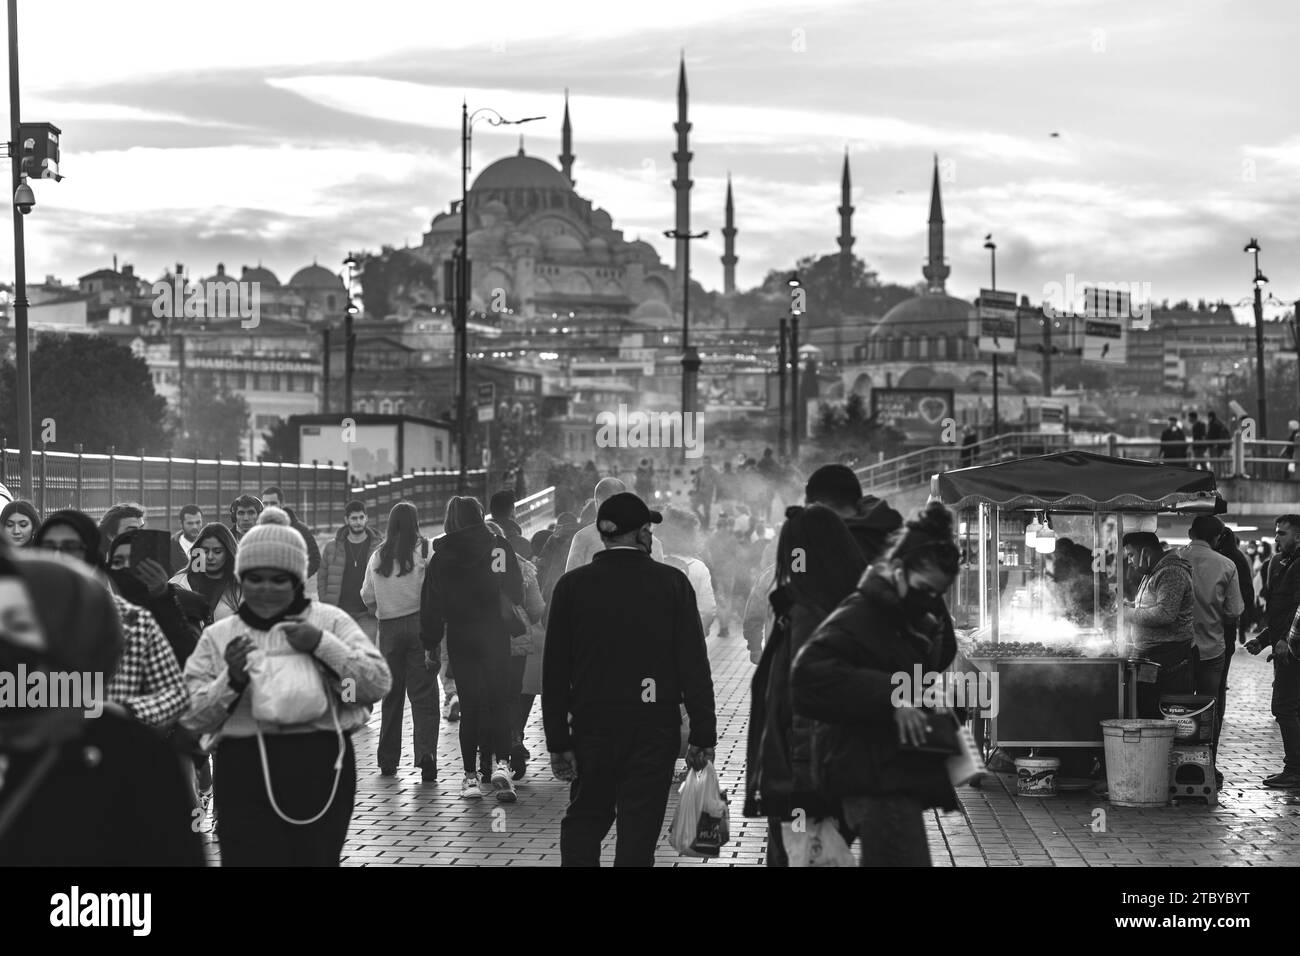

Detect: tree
[1218, 357, 1300, 440]
[0, 335, 169, 454]
[173, 385, 250, 459]
[356, 247, 436, 318]
[1054, 361, 1112, 392]
[757, 252, 916, 327]
[259, 417, 298, 463]
[811, 391, 906, 459]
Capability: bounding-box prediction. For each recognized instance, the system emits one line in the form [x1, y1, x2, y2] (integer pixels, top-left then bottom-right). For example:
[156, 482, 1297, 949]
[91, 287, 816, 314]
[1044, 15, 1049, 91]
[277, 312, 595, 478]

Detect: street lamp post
[788, 272, 802, 459]
[983, 235, 1000, 435]
[663, 227, 708, 461]
[458, 103, 543, 494]
[777, 315, 787, 456]
[8, 0, 31, 498]
[1244, 238, 1268, 439]
[342, 255, 358, 417]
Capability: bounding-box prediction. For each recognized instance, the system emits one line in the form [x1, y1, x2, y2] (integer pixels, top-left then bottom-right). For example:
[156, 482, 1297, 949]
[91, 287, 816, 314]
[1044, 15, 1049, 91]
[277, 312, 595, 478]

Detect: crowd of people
[3, 451, 1299, 869]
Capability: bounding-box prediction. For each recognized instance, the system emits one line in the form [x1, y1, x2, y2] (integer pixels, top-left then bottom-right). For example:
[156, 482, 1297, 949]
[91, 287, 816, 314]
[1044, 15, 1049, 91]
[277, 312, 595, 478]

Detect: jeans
[1193, 655, 1225, 752]
[842, 794, 931, 867]
[346, 609, 378, 643]
[1218, 638, 1236, 743]
[1273, 657, 1300, 774]
[377, 612, 440, 770]
[507, 655, 527, 751]
[766, 816, 788, 867]
[448, 645, 511, 777]
[560, 723, 679, 867]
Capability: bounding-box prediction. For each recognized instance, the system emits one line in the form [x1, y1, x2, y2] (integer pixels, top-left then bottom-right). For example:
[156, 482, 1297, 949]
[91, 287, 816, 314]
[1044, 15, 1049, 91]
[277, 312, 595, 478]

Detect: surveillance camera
[13, 181, 35, 215]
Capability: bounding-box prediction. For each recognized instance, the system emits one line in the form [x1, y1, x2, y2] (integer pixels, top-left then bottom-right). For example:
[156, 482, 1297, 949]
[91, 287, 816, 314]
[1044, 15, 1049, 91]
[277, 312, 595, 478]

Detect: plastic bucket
[1015, 756, 1060, 796]
[1158, 695, 1216, 745]
[1101, 719, 1178, 807]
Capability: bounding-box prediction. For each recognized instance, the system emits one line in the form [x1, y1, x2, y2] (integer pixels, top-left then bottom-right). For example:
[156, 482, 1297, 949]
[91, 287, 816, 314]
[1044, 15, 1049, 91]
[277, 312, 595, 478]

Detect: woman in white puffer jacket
[182, 518, 391, 866]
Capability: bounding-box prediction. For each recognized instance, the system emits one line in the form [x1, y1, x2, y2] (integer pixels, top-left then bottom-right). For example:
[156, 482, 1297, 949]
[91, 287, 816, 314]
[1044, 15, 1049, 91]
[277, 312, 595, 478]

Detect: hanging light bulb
[1033, 518, 1057, 554]
[1024, 517, 1040, 549]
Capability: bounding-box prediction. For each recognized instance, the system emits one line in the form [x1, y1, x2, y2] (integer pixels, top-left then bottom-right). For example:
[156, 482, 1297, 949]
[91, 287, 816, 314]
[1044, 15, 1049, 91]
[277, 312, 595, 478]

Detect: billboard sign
[871, 387, 956, 444]
[977, 289, 1018, 355]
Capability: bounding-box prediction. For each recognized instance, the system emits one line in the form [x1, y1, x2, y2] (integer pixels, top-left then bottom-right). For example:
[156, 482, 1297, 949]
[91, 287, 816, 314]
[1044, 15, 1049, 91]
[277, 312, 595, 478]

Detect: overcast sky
[5, 0, 1298, 320]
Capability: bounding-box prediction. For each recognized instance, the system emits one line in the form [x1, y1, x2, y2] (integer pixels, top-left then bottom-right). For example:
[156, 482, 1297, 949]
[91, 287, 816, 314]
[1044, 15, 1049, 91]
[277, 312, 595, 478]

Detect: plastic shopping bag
[670, 762, 730, 858]
[781, 817, 856, 867]
[946, 720, 986, 787]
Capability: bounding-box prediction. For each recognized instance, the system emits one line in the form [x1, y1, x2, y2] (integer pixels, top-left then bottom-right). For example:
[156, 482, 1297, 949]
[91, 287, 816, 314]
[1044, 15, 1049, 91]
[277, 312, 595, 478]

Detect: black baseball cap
[596, 493, 662, 536]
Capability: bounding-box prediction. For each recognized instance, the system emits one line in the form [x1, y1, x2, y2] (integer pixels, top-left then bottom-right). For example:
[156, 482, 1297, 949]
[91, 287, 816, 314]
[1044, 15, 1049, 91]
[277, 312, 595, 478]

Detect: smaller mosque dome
[632, 299, 673, 321]
[509, 232, 540, 250]
[204, 263, 238, 285]
[546, 233, 583, 254]
[483, 199, 508, 220]
[241, 265, 280, 287]
[625, 239, 657, 263]
[289, 262, 345, 289]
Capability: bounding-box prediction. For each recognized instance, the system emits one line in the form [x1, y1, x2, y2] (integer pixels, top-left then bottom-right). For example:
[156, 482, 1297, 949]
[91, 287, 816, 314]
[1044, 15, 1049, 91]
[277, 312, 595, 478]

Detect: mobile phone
[129, 529, 175, 569]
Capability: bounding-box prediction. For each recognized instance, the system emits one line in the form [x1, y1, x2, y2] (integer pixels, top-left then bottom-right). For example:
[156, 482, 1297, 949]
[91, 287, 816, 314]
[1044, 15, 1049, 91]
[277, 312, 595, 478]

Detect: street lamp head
[1255, 273, 1269, 287]
[343, 254, 359, 268]
[984, 239, 996, 251]
[787, 272, 801, 288]
[1244, 238, 1260, 254]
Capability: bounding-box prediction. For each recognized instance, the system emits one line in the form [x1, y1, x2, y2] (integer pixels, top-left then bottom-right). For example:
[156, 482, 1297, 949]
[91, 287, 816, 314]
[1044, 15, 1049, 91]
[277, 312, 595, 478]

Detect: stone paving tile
[196, 616, 1298, 866]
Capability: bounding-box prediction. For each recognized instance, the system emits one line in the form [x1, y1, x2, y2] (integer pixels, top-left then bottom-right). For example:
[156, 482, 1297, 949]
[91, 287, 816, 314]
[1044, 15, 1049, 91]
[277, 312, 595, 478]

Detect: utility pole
[1245, 238, 1268, 439]
[8, 0, 31, 497]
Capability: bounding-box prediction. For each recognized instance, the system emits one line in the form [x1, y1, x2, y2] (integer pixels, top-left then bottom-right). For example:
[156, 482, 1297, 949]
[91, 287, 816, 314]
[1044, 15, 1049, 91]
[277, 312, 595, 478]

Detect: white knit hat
[257, 506, 292, 527]
[235, 523, 308, 583]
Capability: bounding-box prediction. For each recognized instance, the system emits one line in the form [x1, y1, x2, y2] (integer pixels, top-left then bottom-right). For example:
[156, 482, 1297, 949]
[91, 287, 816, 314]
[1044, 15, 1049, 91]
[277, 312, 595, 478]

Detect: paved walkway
[199, 636, 1299, 866]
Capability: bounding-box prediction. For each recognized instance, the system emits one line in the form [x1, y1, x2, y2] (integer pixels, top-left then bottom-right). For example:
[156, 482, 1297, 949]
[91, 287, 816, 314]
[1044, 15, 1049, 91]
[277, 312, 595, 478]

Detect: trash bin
[1101, 719, 1178, 807]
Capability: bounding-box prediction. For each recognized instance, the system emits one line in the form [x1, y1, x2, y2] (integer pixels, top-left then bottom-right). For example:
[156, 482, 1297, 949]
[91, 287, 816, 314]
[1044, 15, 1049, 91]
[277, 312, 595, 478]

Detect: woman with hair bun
[790, 501, 963, 867]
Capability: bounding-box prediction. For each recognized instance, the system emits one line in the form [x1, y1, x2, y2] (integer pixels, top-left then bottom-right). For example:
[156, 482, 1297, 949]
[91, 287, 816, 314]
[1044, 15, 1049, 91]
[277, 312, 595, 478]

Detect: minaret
[837, 149, 854, 283]
[558, 88, 575, 187]
[672, 53, 692, 292]
[922, 153, 950, 293]
[721, 173, 737, 295]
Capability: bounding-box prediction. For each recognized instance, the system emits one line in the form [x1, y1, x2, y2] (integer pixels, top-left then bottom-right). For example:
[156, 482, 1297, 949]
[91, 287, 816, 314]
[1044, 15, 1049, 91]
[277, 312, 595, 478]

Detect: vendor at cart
[1122, 531, 1195, 715]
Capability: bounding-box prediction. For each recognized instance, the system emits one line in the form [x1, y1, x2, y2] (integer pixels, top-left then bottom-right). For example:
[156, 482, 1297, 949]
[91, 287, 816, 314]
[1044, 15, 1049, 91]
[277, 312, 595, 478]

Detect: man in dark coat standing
[543, 492, 717, 866]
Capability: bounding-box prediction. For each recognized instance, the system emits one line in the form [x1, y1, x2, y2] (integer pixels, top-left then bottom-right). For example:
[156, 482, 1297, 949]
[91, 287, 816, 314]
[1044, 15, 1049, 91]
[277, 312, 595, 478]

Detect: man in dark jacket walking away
[543, 492, 717, 866]
[1160, 416, 1187, 466]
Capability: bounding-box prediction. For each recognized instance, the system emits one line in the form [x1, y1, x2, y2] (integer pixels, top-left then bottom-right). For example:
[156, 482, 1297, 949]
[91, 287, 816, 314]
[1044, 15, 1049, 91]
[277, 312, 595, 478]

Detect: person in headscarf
[0, 545, 204, 865]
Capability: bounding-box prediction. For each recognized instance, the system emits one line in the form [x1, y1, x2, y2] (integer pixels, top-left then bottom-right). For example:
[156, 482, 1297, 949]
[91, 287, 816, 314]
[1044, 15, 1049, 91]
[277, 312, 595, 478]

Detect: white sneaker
[460, 774, 483, 799]
[491, 762, 517, 803]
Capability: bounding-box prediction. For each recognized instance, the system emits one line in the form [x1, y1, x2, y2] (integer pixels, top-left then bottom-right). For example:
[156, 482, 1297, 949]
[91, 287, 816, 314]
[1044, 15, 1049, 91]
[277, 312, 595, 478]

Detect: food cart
[931, 451, 1224, 754]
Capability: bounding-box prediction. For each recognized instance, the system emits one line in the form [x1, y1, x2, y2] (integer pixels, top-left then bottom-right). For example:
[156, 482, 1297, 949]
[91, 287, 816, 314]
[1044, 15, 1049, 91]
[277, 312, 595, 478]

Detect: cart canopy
[931, 450, 1225, 513]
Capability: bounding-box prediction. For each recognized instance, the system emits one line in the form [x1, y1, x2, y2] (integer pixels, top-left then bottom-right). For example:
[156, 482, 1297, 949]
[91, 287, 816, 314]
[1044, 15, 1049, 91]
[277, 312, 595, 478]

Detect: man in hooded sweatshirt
[1123, 531, 1196, 715]
[742, 465, 903, 662]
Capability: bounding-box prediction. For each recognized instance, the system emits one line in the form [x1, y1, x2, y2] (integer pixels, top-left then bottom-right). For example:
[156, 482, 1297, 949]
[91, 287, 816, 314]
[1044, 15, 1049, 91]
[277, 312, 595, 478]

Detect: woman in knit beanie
[33, 510, 105, 569]
[422, 495, 525, 801]
[181, 521, 391, 866]
[2, 500, 40, 548]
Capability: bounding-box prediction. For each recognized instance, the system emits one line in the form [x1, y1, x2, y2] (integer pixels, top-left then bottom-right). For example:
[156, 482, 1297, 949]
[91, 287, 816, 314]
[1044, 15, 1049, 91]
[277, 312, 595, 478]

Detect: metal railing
[0, 446, 542, 534]
[853, 431, 1297, 496]
[3, 447, 350, 530]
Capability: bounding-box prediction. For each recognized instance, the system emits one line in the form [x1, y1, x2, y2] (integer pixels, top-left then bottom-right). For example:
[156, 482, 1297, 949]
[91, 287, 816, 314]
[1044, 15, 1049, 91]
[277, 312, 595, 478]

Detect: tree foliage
[173, 384, 250, 459]
[258, 417, 299, 463]
[356, 247, 437, 318]
[811, 391, 907, 459]
[0, 335, 169, 454]
[757, 253, 917, 327]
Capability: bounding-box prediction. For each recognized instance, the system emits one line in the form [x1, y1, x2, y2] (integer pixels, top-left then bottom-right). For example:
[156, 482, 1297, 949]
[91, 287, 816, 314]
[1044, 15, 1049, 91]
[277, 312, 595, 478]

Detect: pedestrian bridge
[853, 431, 1300, 518]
